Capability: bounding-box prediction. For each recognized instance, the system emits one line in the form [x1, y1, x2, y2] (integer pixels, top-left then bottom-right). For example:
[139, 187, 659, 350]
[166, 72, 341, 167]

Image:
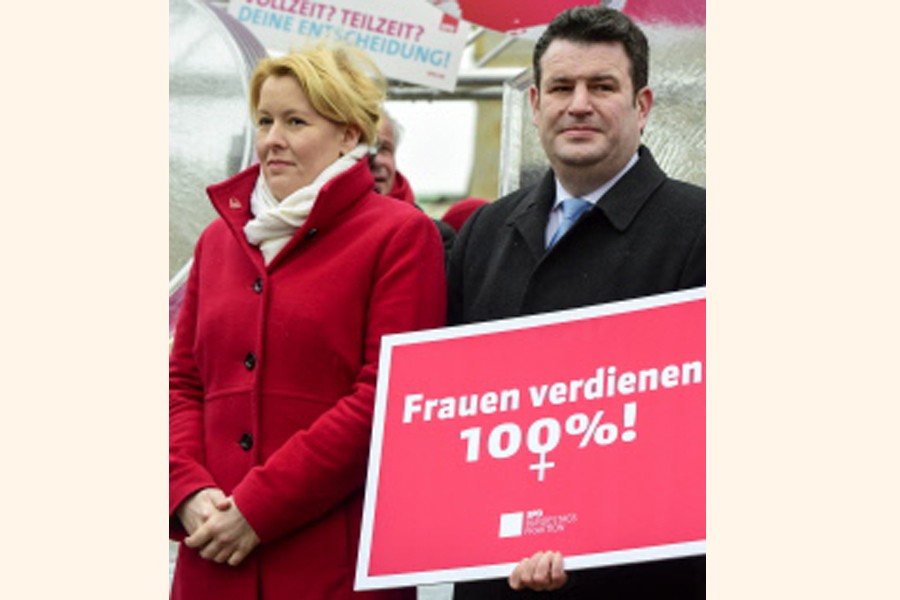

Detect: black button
[244, 352, 256, 370]
[306, 228, 318, 239]
[239, 433, 253, 450]
[252, 278, 263, 293]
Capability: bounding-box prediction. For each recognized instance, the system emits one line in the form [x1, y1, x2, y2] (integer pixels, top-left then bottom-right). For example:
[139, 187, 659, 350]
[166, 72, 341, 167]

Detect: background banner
[228, 0, 471, 91]
[426, 0, 705, 34]
[356, 288, 706, 590]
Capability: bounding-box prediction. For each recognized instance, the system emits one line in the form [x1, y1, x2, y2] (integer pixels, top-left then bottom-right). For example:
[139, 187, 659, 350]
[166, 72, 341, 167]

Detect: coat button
[252, 278, 263, 293]
[244, 352, 256, 370]
[239, 433, 253, 451]
[306, 228, 318, 239]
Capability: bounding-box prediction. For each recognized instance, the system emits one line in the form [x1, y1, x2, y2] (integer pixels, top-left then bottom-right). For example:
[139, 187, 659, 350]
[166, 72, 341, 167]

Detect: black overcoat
[448, 146, 706, 599]
[448, 146, 705, 325]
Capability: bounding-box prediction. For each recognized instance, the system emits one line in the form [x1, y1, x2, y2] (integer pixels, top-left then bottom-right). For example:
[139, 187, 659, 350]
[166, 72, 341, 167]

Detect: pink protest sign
[355, 288, 706, 590]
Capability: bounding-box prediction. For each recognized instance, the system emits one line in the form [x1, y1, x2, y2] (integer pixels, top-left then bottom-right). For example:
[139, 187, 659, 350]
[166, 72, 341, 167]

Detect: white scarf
[244, 144, 368, 264]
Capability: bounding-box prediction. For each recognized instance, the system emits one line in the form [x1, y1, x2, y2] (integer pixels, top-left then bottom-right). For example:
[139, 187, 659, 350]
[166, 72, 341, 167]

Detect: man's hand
[184, 497, 260, 566]
[508, 551, 568, 592]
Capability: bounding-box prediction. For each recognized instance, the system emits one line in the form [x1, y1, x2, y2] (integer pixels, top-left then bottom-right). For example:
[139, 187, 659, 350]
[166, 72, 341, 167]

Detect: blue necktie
[547, 198, 591, 249]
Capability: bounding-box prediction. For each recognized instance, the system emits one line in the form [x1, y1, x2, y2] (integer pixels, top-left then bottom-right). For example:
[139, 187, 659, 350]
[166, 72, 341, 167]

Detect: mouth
[266, 159, 294, 169]
[561, 125, 600, 136]
[371, 171, 390, 187]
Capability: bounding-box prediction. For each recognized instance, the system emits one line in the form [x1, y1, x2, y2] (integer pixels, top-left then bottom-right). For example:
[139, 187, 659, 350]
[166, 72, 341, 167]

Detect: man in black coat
[448, 6, 705, 599]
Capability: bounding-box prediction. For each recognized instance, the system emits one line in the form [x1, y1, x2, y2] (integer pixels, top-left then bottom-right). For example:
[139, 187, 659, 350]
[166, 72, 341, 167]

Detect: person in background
[440, 197, 489, 233]
[169, 42, 445, 600]
[370, 109, 456, 256]
[448, 6, 705, 599]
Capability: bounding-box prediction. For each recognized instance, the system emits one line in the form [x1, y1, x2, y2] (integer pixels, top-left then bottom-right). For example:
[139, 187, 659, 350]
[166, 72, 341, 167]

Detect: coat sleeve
[168, 238, 219, 538]
[231, 211, 447, 543]
[679, 224, 706, 289]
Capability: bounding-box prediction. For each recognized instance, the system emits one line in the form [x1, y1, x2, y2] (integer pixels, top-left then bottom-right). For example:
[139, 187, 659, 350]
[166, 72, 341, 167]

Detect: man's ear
[635, 86, 654, 132]
[529, 84, 541, 127]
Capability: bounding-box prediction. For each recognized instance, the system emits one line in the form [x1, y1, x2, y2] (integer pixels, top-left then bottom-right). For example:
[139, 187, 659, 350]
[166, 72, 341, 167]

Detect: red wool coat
[169, 160, 446, 600]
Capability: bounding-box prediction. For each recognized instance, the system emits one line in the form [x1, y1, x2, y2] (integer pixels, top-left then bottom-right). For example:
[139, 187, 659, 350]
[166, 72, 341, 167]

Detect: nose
[369, 148, 388, 173]
[260, 122, 286, 149]
[567, 83, 593, 115]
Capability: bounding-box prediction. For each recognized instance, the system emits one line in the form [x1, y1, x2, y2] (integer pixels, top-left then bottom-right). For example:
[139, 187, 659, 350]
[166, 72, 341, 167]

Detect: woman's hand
[175, 488, 231, 535]
[508, 551, 568, 592]
[184, 497, 260, 567]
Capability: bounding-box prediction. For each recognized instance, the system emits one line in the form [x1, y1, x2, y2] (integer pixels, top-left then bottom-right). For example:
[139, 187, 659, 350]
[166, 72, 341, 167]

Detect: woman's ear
[340, 125, 362, 154]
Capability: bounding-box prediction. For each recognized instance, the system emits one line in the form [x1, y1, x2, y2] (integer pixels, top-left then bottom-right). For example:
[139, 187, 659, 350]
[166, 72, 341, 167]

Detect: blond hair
[249, 43, 386, 145]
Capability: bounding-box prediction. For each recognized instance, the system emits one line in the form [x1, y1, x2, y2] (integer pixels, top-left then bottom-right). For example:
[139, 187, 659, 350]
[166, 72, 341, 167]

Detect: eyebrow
[545, 73, 620, 86]
[255, 107, 310, 119]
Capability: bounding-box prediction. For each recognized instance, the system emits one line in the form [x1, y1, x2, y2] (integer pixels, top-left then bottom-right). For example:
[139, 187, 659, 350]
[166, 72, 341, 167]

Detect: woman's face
[255, 75, 360, 201]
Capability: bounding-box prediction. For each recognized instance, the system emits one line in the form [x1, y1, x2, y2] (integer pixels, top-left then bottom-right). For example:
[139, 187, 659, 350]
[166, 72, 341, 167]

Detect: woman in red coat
[169, 43, 446, 599]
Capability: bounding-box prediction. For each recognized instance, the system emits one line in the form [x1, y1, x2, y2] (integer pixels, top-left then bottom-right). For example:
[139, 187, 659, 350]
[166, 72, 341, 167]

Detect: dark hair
[532, 7, 649, 98]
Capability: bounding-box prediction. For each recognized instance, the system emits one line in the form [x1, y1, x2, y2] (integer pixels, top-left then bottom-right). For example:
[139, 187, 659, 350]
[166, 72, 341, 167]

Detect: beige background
[6, 1, 900, 598]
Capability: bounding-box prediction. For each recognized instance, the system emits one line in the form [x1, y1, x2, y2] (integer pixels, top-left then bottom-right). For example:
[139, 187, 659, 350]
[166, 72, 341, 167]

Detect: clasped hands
[177, 488, 566, 584]
[176, 488, 260, 567]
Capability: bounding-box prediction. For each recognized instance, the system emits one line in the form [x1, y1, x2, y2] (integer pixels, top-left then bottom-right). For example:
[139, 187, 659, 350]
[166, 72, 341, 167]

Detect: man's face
[529, 39, 652, 183]
[370, 119, 397, 195]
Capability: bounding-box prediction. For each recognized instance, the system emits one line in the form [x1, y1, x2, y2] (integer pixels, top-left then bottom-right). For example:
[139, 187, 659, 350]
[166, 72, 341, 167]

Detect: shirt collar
[553, 152, 640, 210]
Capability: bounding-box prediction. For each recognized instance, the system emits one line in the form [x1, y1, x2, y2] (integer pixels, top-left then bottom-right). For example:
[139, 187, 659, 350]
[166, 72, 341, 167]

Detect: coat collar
[387, 170, 417, 206]
[596, 145, 667, 231]
[505, 169, 558, 259]
[205, 159, 376, 269]
[506, 145, 667, 257]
